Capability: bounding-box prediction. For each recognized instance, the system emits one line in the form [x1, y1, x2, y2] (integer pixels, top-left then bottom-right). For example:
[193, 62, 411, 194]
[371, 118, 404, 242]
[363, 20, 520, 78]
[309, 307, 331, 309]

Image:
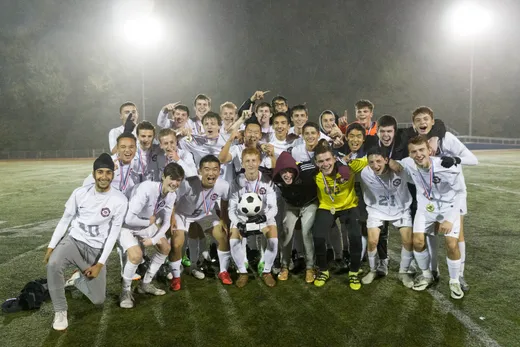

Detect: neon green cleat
[349, 271, 361, 290]
[257, 261, 265, 276]
[314, 270, 330, 287]
[245, 261, 249, 270]
[181, 255, 191, 267]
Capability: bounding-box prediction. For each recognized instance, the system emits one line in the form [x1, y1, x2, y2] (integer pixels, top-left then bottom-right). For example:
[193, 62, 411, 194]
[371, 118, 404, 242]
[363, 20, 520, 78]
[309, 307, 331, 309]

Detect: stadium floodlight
[122, 15, 163, 120]
[446, 2, 493, 137]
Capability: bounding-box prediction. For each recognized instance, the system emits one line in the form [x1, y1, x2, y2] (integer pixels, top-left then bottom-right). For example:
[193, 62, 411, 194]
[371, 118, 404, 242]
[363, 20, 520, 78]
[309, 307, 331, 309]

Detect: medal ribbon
[201, 188, 215, 216]
[418, 159, 434, 200]
[119, 160, 132, 191]
[138, 148, 152, 175]
[321, 173, 337, 202]
[378, 140, 395, 159]
[154, 183, 165, 215]
[246, 172, 261, 193]
[374, 173, 391, 203]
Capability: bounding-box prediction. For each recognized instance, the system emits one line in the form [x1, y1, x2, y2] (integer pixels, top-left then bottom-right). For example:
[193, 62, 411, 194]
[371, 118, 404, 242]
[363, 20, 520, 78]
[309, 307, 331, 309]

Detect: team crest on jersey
[259, 187, 266, 195]
[100, 207, 111, 217]
[433, 176, 441, 184]
[393, 179, 402, 187]
[152, 154, 157, 162]
[158, 201, 165, 208]
[211, 193, 218, 200]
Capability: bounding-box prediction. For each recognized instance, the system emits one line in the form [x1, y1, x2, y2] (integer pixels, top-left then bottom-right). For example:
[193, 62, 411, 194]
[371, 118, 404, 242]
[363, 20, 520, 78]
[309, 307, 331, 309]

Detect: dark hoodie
[273, 152, 318, 208]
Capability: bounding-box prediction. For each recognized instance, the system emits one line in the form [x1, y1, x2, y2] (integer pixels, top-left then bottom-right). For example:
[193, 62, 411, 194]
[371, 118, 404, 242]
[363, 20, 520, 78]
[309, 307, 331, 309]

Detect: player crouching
[229, 148, 279, 288]
[119, 163, 184, 308]
[359, 147, 414, 287]
[168, 155, 233, 290]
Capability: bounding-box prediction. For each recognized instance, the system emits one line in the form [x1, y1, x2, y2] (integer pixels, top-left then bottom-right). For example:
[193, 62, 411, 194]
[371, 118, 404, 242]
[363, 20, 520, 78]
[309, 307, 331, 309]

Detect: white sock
[361, 236, 368, 261]
[446, 257, 461, 282]
[230, 239, 247, 273]
[426, 234, 439, 272]
[168, 260, 182, 278]
[117, 246, 126, 277]
[399, 247, 414, 273]
[122, 261, 139, 291]
[241, 238, 249, 264]
[218, 250, 231, 273]
[458, 241, 466, 277]
[414, 249, 432, 278]
[263, 238, 279, 273]
[187, 238, 200, 265]
[143, 253, 167, 284]
[368, 250, 377, 271]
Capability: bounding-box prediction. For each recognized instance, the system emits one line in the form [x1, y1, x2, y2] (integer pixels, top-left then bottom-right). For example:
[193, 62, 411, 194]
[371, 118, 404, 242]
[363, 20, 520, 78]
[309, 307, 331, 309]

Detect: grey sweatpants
[280, 202, 317, 269]
[47, 236, 106, 312]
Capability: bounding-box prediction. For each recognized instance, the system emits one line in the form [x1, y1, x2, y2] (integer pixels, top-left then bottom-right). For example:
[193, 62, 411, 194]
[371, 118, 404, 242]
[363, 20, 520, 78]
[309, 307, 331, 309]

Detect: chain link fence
[0, 149, 107, 160]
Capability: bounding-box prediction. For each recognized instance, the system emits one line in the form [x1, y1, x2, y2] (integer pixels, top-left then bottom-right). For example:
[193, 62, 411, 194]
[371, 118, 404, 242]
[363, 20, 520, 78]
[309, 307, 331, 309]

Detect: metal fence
[0, 149, 107, 160]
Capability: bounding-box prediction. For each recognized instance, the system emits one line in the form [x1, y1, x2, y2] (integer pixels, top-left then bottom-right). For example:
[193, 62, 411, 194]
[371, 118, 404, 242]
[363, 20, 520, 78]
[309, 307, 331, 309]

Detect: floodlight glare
[123, 16, 162, 48]
[447, 2, 492, 39]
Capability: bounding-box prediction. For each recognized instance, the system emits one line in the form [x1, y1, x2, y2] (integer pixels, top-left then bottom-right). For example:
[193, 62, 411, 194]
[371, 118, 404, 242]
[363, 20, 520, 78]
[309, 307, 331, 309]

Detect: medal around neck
[426, 203, 435, 212]
[330, 207, 336, 215]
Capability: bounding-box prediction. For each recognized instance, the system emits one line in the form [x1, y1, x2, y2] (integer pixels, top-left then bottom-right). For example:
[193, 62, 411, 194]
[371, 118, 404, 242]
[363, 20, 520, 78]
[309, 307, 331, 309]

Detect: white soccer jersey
[228, 172, 278, 226]
[108, 125, 137, 152]
[179, 135, 234, 181]
[150, 148, 197, 181]
[188, 118, 205, 136]
[83, 155, 139, 197]
[360, 167, 413, 220]
[175, 176, 229, 221]
[131, 144, 161, 182]
[48, 185, 128, 264]
[400, 156, 465, 223]
[124, 181, 176, 244]
[230, 144, 273, 172]
[267, 133, 297, 158]
[290, 143, 315, 163]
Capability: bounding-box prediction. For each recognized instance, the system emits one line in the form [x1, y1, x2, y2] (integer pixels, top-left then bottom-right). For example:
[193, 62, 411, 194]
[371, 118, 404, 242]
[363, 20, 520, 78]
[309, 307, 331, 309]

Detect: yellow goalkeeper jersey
[315, 157, 368, 211]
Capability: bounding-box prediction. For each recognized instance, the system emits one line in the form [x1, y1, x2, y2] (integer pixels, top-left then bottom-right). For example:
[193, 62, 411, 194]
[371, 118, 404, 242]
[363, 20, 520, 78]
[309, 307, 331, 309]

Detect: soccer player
[288, 104, 308, 136]
[318, 110, 344, 146]
[312, 140, 367, 290]
[119, 163, 184, 308]
[153, 128, 197, 180]
[290, 122, 321, 163]
[44, 153, 128, 330]
[219, 101, 238, 140]
[156, 103, 192, 136]
[268, 112, 297, 158]
[399, 136, 466, 299]
[84, 133, 139, 197]
[412, 106, 477, 291]
[354, 99, 377, 136]
[188, 94, 211, 135]
[168, 155, 233, 290]
[228, 148, 279, 288]
[359, 147, 414, 287]
[273, 151, 318, 283]
[256, 102, 274, 135]
[132, 121, 160, 182]
[109, 102, 138, 154]
[272, 95, 289, 113]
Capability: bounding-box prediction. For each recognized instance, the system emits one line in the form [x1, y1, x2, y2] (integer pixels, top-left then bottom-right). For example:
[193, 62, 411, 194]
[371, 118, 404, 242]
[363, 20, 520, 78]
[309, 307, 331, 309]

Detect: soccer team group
[42, 90, 477, 330]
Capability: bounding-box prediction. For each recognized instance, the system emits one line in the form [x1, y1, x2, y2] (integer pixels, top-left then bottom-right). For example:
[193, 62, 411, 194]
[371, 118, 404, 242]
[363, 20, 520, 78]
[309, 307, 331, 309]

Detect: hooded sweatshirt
[273, 152, 318, 208]
[318, 110, 340, 137]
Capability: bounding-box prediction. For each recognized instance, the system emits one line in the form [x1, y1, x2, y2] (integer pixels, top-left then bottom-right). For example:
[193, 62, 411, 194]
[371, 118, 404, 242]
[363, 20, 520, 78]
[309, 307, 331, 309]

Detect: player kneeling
[119, 163, 184, 308]
[359, 147, 414, 287]
[400, 136, 465, 299]
[168, 155, 232, 290]
[229, 148, 279, 288]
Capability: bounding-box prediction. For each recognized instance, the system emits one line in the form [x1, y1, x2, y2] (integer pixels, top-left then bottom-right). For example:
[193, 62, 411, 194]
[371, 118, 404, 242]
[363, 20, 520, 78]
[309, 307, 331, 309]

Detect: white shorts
[413, 212, 461, 239]
[118, 224, 159, 252]
[367, 213, 413, 229]
[230, 218, 277, 230]
[459, 192, 467, 216]
[175, 213, 220, 232]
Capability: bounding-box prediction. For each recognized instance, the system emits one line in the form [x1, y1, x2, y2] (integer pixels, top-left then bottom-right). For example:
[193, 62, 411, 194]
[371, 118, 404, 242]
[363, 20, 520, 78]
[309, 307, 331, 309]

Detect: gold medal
[330, 207, 336, 215]
[426, 203, 435, 212]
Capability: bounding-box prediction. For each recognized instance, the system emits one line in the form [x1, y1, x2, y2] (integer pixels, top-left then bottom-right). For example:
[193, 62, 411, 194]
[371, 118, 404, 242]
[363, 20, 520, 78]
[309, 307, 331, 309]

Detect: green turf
[0, 154, 519, 347]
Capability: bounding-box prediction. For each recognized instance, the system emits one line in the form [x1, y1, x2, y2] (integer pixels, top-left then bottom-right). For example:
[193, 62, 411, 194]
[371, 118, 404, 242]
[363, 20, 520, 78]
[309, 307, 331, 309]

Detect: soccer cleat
[181, 255, 191, 267]
[166, 272, 173, 280]
[137, 282, 166, 296]
[170, 277, 181, 291]
[257, 261, 265, 276]
[236, 273, 249, 288]
[305, 269, 315, 284]
[191, 268, 205, 280]
[278, 268, 289, 281]
[119, 290, 134, 309]
[412, 274, 434, 291]
[398, 272, 414, 289]
[407, 259, 419, 275]
[52, 311, 68, 331]
[349, 272, 361, 290]
[450, 281, 464, 300]
[65, 271, 81, 288]
[218, 271, 233, 285]
[314, 270, 330, 287]
[459, 276, 470, 292]
[361, 271, 377, 285]
[262, 273, 276, 287]
[132, 273, 142, 281]
[376, 258, 389, 277]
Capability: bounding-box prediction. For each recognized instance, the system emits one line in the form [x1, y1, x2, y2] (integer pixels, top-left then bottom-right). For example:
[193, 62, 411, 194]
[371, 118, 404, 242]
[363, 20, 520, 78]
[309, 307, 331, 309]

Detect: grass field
[0, 152, 519, 347]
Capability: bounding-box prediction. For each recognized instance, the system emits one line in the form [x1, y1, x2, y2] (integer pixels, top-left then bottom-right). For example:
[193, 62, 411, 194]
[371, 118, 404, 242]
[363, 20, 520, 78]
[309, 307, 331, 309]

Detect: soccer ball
[238, 193, 262, 217]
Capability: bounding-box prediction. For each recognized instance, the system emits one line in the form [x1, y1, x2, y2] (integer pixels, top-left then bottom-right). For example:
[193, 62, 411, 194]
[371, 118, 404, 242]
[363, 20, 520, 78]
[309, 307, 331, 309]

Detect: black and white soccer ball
[238, 193, 263, 217]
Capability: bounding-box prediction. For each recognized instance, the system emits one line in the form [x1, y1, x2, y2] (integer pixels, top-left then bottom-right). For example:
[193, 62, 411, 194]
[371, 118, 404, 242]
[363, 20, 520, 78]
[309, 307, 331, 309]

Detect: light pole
[446, 2, 492, 136]
[123, 16, 162, 121]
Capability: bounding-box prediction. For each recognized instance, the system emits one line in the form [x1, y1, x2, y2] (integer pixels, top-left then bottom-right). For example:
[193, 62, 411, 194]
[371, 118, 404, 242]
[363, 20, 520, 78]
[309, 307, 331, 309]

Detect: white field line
[0, 221, 6, 225]
[387, 250, 501, 347]
[0, 218, 59, 234]
[183, 285, 203, 347]
[477, 163, 520, 169]
[152, 301, 166, 329]
[0, 178, 84, 197]
[216, 283, 252, 342]
[468, 183, 520, 196]
[0, 243, 47, 269]
[94, 299, 112, 347]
